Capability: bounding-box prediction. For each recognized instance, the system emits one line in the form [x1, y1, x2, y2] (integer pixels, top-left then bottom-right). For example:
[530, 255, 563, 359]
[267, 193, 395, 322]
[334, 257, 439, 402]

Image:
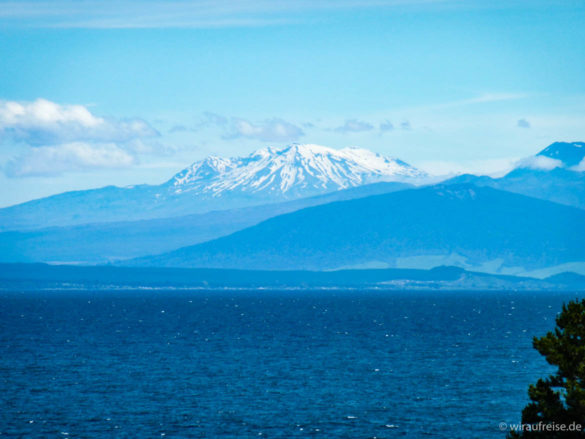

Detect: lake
[0, 290, 581, 438]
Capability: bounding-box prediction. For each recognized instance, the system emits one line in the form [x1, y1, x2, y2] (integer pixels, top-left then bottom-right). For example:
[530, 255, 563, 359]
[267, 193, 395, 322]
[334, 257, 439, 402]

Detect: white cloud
[515, 155, 563, 171]
[0, 99, 100, 126]
[5, 142, 136, 177]
[224, 117, 304, 142]
[570, 157, 585, 172]
[0, 98, 158, 146]
[0, 99, 161, 177]
[334, 119, 374, 133]
[188, 111, 305, 142]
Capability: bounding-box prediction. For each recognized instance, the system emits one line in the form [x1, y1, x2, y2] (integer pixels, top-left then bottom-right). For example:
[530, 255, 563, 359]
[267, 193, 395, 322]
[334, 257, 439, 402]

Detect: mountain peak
[172, 155, 234, 190]
[536, 142, 585, 168]
[167, 144, 425, 200]
[252, 143, 338, 159]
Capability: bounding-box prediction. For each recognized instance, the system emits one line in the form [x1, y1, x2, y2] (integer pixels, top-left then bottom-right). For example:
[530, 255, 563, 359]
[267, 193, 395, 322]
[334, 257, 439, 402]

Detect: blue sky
[1, 0, 584, 206]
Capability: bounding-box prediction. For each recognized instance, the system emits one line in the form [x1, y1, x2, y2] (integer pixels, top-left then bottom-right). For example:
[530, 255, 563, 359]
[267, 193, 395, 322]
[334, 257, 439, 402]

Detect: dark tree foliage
[509, 299, 585, 438]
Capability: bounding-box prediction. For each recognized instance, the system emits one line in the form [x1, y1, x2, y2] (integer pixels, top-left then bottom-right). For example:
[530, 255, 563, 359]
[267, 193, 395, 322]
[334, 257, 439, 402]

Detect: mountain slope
[128, 184, 585, 274]
[0, 181, 410, 263]
[537, 141, 585, 167]
[169, 144, 423, 198]
[444, 142, 585, 209]
[0, 144, 424, 231]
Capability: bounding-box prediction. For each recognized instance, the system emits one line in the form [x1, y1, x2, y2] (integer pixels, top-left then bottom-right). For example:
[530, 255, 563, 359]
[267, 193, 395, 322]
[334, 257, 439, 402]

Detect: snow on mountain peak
[168, 143, 425, 199]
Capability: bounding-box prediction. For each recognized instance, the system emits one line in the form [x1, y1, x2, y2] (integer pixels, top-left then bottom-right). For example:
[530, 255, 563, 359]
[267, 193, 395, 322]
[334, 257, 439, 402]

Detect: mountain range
[1, 141, 584, 283]
[0, 181, 411, 263]
[0, 144, 425, 231]
[127, 184, 585, 277]
[445, 142, 585, 209]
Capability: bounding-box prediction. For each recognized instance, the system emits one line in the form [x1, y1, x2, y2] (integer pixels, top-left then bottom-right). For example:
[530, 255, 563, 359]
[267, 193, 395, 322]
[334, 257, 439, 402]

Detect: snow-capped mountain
[167, 144, 425, 200]
[0, 143, 425, 230]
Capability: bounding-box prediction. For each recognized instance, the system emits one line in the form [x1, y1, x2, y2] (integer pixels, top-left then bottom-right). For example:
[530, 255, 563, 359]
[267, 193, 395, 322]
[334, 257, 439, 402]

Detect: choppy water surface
[0, 290, 580, 438]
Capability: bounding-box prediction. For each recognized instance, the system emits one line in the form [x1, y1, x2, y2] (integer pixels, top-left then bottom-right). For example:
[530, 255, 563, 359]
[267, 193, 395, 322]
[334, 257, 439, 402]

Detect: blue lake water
[0, 289, 582, 438]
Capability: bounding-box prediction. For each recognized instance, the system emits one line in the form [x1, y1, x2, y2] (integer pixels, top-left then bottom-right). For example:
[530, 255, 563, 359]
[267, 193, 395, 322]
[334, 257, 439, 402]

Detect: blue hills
[0, 181, 410, 264]
[127, 183, 585, 275]
[445, 142, 585, 209]
[0, 144, 423, 231]
[1, 141, 584, 283]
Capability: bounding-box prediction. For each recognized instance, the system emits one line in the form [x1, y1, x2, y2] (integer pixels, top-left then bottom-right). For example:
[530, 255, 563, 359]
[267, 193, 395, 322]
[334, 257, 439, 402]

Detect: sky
[0, 0, 584, 206]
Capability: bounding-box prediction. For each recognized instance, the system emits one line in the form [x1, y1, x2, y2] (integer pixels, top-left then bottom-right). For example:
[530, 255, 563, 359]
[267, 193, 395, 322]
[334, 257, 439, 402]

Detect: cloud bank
[515, 155, 563, 171]
[225, 117, 304, 142]
[195, 112, 304, 142]
[0, 99, 157, 145]
[334, 119, 374, 133]
[0, 99, 159, 177]
[5, 142, 136, 177]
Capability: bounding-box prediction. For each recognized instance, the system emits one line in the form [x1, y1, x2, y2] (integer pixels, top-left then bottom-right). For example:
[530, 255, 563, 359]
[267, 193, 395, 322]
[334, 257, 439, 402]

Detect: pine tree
[509, 299, 585, 438]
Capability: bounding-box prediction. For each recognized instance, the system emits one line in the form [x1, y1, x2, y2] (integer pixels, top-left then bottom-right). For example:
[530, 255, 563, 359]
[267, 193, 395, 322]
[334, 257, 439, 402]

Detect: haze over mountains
[0, 144, 425, 231]
[0, 181, 411, 263]
[1, 141, 584, 282]
[445, 142, 585, 209]
[129, 184, 585, 277]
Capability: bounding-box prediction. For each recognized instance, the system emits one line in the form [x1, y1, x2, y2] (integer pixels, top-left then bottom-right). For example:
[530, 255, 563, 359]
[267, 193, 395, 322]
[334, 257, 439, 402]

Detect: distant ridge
[0, 263, 575, 291]
[128, 183, 585, 274]
[444, 142, 585, 209]
[0, 144, 424, 231]
[0, 181, 411, 264]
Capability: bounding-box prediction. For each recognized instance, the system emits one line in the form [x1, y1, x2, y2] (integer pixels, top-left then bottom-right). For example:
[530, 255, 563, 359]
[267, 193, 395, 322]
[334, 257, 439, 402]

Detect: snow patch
[167, 143, 425, 199]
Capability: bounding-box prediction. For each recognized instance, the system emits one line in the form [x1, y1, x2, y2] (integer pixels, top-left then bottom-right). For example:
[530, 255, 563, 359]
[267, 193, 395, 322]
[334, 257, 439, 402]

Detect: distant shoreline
[2, 263, 583, 292]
